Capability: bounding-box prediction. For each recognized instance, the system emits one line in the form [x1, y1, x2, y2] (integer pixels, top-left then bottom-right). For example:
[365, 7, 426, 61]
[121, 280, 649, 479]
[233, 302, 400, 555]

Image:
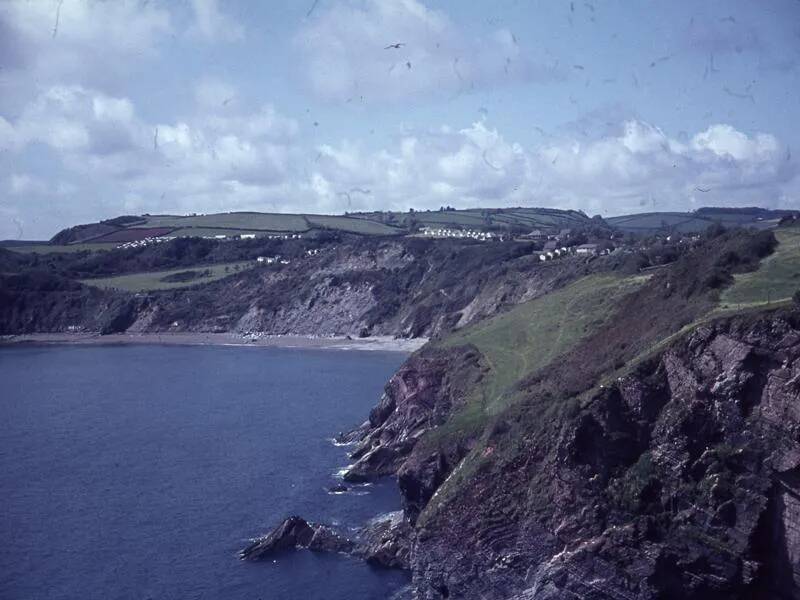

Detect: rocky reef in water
[240, 511, 411, 570]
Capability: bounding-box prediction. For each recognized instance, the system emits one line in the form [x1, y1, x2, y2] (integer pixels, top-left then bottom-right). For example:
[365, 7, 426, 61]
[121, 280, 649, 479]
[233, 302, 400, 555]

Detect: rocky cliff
[1, 238, 591, 339]
[345, 309, 800, 599]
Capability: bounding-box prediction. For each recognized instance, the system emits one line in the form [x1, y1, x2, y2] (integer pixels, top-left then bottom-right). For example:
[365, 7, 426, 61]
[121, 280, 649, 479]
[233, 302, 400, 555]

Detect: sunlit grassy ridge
[719, 227, 800, 308]
[439, 274, 646, 414]
[420, 275, 646, 450]
[79, 261, 255, 292]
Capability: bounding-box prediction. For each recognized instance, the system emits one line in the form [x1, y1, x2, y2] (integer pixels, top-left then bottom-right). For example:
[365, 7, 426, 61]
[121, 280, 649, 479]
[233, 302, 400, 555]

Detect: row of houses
[537, 243, 604, 261]
[256, 256, 290, 265]
[420, 227, 496, 241]
[116, 236, 176, 250]
[520, 228, 573, 242]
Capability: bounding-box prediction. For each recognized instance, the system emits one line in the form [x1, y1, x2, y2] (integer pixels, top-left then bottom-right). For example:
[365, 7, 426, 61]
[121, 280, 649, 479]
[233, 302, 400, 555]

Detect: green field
[8, 243, 117, 254]
[352, 207, 591, 232]
[130, 212, 403, 236]
[608, 209, 791, 234]
[167, 227, 274, 238]
[53, 207, 589, 248]
[719, 228, 800, 308]
[132, 213, 311, 231]
[79, 261, 256, 292]
[304, 215, 401, 235]
[439, 274, 646, 415]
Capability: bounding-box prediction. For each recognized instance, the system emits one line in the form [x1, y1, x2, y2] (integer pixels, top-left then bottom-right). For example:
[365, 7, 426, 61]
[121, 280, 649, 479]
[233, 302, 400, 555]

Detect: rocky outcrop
[239, 516, 355, 560]
[358, 511, 413, 569]
[407, 311, 800, 599]
[341, 345, 486, 483]
[240, 512, 411, 570]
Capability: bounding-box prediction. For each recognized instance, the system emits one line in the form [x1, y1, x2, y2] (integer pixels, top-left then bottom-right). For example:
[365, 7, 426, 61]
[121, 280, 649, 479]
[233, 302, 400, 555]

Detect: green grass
[7, 243, 117, 254]
[719, 228, 800, 308]
[607, 212, 714, 233]
[352, 207, 591, 232]
[79, 261, 255, 292]
[134, 213, 311, 231]
[304, 215, 402, 235]
[132, 212, 402, 236]
[438, 274, 647, 415]
[167, 227, 275, 238]
[607, 209, 790, 234]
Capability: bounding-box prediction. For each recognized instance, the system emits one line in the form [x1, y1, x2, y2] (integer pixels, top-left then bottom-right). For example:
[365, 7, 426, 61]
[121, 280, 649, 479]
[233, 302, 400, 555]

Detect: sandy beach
[0, 332, 428, 353]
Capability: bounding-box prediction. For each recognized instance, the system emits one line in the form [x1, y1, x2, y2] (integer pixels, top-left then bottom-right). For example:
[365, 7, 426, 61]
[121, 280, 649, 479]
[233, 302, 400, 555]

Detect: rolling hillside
[608, 206, 797, 234]
[45, 207, 595, 247]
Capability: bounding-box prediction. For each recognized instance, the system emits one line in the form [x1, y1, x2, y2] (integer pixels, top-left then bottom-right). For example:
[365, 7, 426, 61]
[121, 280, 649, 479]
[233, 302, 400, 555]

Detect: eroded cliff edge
[345, 309, 800, 599]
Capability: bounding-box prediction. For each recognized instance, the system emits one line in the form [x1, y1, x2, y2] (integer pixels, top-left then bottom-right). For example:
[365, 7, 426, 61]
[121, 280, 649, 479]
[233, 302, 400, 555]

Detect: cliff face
[348, 310, 800, 599]
[1, 239, 589, 339]
[341, 345, 486, 487]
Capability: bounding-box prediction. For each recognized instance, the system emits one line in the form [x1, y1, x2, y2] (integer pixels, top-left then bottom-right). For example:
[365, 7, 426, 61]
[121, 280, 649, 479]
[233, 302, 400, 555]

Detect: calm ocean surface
[0, 344, 409, 600]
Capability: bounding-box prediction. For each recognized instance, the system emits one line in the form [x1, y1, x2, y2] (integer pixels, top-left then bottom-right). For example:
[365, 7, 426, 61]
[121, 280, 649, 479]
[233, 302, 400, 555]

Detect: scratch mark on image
[482, 149, 502, 171]
[649, 55, 671, 68]
[723, 86, 754, 103]
[53, 0, 64, 38]
[306, 0, 320, 18]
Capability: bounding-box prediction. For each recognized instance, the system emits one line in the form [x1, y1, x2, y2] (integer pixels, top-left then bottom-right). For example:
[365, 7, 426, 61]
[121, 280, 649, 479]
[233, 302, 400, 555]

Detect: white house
[575, 243, 599, 256]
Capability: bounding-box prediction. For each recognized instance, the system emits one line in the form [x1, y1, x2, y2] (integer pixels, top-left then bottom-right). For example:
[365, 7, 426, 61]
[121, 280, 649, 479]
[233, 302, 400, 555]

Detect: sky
[1, 0, 799, 240]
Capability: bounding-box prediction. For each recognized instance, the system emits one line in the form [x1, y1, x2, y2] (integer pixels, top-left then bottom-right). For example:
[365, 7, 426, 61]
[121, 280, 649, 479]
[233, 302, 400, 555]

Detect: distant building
[575, 243, 599, 256]
[240, 234, 256, 240]
[521, 229, 547, 241]
[543, 240, 558, 251]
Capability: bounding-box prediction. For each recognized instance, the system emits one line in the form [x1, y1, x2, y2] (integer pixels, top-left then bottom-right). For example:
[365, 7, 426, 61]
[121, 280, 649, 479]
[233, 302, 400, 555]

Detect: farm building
[575, 243, 599, 255]
[521, 229, 548, 241]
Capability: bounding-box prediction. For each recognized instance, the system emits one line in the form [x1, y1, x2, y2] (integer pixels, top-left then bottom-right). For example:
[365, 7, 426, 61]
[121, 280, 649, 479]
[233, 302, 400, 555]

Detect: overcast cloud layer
[1, 0, 799, 239]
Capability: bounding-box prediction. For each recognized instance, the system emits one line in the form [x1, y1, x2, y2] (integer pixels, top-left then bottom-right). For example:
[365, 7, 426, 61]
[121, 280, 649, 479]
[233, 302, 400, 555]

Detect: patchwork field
[79, 261, 256, 292]
[608, 208, 793, 234]
[352, 207, 592, 232]
[130, 213, 404, 236]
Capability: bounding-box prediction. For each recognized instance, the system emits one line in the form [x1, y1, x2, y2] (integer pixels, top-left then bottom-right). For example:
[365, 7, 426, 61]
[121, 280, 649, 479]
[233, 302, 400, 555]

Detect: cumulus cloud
[1, 79, 796, 239]
[301, 119, 796, 217]
[186, 0, 244, 42]
[0, 0, 172, 113]
[294, 0, 560, 102]
[0, 1, 796, 239]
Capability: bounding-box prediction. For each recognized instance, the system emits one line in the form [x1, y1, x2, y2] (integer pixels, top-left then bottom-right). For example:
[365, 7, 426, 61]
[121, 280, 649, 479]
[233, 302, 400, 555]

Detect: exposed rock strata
[1, 239, 588, 339]
[341, 345, 486, 487]
[407, 312, 800, 599]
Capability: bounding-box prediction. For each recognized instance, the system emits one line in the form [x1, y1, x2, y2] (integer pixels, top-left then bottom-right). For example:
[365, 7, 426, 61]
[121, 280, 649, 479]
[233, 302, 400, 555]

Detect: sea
[0, 344, 410, 600]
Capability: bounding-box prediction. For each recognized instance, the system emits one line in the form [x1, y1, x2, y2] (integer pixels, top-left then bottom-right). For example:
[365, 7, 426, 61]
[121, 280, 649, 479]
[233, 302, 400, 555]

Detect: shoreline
[0, 332, 427, 353]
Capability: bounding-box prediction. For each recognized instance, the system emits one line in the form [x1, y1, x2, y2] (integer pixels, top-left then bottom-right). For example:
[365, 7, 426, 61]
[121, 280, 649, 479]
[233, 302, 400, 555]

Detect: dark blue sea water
[0, 344, 410, 600]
